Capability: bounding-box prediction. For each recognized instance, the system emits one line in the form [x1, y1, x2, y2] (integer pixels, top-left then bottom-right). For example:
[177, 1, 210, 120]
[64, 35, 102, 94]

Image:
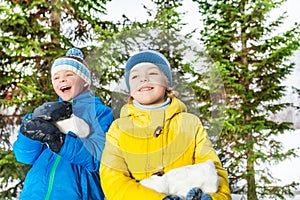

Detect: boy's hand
[186, 188, 212, 200]
[32, 101, 72, 121]
[20, 118, 65, 153]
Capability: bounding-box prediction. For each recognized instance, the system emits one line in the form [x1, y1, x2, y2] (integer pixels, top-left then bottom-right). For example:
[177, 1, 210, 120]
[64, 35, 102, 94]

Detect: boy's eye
[131, 75, 138, 79]
[149, 72, 159, 75]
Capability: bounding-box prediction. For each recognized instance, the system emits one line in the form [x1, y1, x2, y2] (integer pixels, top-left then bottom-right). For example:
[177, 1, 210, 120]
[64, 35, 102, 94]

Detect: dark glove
[163, 195, 184, 200]
[45, 130, 66, 153]
[20, 118, 65, 153]
[32, 101, 72, 121]
[186, 188, 212, 200]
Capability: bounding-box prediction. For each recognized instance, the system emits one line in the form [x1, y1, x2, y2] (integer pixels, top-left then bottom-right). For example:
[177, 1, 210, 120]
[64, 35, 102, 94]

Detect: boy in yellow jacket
[100, 50, 231, 200]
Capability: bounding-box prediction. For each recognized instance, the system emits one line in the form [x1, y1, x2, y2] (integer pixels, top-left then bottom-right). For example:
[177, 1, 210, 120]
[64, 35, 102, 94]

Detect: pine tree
[0, 0, 115, 198]
[89, 0, 205, 117]
[193, 0, 300, 199]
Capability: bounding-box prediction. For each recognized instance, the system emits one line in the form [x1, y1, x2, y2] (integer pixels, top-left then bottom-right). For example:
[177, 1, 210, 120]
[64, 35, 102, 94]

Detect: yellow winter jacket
[100, 97, 231, 200]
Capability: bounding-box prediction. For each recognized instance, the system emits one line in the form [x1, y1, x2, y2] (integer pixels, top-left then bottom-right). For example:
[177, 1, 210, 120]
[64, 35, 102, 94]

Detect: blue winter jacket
[13, 92, 114, 200]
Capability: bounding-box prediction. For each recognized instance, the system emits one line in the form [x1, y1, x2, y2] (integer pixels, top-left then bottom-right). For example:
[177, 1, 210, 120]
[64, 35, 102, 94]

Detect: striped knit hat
[51, 48, 91, 85]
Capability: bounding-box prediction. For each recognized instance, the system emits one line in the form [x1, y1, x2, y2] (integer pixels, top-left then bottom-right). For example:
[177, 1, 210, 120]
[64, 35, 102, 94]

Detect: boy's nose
[59, 77, 67, 82]
[140, 78, 148, 82]
[140, 74, 148, 82]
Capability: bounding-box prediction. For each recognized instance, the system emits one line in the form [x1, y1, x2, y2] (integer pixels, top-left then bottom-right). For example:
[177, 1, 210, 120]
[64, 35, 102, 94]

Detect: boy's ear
[83, 82, 89, 88]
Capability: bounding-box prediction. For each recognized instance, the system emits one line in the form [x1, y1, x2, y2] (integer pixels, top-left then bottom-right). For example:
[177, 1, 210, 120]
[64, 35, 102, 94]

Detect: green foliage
[0, 149, 30, 200]
[0, 113, 30, 199]
[194, 0, 300, 199]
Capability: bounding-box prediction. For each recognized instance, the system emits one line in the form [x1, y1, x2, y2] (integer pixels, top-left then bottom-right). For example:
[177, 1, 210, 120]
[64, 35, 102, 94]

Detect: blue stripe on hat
[51, 58, 91, 85]
[51, 48, 91, 85]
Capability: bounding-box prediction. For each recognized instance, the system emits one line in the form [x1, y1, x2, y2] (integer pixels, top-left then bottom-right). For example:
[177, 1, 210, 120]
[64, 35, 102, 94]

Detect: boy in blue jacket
[13, 48, 114, 200]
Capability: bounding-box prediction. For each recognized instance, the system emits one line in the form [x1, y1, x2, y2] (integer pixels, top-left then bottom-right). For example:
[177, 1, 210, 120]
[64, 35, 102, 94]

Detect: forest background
[0, 0, 300, 200]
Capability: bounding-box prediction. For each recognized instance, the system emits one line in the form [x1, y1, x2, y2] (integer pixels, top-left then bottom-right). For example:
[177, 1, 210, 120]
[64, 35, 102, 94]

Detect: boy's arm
[58, 132, 103, 171]
[194, 122, 231, 200]
[96, 105, 114, 135]
[58, 106, 114, 171]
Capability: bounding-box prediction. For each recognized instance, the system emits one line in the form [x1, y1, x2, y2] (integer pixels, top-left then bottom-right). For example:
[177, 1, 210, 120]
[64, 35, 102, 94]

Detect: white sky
[102, 0, 300, 70]
[102, 0, 299, 34]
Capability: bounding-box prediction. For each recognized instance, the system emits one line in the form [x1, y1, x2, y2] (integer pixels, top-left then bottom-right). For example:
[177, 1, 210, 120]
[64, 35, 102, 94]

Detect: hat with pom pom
[51, 48, 91, 85]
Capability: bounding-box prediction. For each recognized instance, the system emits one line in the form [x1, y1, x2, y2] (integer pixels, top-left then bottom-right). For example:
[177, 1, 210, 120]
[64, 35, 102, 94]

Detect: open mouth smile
[138, 86, 153, 92]
[60, 86, 71, 92]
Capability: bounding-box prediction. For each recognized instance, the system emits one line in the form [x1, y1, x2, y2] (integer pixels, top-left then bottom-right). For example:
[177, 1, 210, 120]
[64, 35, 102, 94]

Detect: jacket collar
[120, 97, 187, 121]
[58, 91, 95, 103]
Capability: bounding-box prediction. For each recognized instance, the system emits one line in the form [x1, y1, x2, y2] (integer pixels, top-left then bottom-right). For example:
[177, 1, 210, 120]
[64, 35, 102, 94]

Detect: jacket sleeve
[59, 106, 114, 171]
[96, 104, 114, 134]
[194, 122, 231, 200]
[13, 114, 45, 165]
[100, 122, 166, 200]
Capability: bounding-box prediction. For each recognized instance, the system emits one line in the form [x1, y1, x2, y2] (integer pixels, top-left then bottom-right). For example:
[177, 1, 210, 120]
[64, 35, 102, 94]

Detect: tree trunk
[246, 141, 258, 200]
[50, 0, 61, 45]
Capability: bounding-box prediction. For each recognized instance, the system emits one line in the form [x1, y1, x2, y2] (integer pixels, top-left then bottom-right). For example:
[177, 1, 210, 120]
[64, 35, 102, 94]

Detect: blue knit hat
[51, 48, 91, 85]
[125, 50, 172, 90]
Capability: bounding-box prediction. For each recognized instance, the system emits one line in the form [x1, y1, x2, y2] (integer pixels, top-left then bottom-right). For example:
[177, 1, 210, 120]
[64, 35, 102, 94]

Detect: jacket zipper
[45, 155, 61, 200]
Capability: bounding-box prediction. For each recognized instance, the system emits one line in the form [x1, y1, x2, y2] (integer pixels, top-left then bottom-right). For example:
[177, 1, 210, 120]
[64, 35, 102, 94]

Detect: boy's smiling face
[52, 70, 89, 101]
[129, 63, 168, 105]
